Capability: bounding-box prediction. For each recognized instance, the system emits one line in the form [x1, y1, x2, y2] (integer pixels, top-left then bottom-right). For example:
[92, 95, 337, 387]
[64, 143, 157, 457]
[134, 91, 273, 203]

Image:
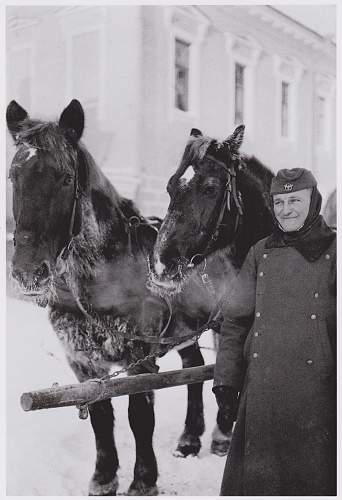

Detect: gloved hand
[213, 385, 239, 434]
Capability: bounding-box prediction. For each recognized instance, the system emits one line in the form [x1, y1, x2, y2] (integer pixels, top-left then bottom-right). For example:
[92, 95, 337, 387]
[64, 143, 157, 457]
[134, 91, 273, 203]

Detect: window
[225, 33, 261, 137]
[316, 96, 326, 147]
[281, 81, 289, 137]
[234, 63, 245, 124]
[274, 55, 304, 143]
[175, 39, 190, 112]
[165, 7, 208, 120]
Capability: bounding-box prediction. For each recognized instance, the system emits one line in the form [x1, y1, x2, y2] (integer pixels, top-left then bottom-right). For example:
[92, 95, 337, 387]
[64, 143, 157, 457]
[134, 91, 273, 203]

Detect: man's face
[273, 188, 312, 232]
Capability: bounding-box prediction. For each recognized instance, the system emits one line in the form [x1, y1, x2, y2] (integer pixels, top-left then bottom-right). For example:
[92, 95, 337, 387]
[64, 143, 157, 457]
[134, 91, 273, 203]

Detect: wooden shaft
[21, 364, 215, 412]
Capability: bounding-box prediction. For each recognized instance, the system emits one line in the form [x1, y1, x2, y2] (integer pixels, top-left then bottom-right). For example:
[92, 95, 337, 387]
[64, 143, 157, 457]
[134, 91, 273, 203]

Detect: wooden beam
[21, 364, 215, 412]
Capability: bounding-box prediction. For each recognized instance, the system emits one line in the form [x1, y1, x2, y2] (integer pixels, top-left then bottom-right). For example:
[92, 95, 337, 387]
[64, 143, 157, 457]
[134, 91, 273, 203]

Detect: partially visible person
[323, 188, 336, 230]
[213, 168, 336, 496]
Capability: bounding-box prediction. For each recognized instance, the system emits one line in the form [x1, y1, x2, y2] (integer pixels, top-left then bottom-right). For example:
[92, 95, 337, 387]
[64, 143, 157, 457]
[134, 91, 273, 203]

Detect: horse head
[7, 99, 88, 299]
[149, 125, 246, 294]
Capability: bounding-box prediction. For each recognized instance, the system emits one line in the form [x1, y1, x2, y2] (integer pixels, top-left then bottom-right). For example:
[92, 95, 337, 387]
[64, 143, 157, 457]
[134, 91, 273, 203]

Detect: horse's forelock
[188, 135, 213, 161]
[15, 121, 77, 175]
[169, 136, 213, 188]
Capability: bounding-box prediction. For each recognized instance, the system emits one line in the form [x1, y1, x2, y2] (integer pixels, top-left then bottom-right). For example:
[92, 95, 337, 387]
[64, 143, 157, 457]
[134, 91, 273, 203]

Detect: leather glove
[213, 385, 239, 434]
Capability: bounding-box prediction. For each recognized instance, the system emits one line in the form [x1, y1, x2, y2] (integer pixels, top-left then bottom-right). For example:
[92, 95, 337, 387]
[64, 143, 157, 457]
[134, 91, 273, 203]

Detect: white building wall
[6, 5, 336, 221]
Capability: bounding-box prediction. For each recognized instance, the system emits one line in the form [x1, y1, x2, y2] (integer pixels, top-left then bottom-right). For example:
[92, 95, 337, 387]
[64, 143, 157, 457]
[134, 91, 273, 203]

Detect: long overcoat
[214, 236, 336, 496]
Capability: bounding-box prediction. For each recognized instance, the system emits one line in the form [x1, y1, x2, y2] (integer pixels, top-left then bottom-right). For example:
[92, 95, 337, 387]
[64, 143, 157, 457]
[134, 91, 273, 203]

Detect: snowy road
[7, 298, 226, 495]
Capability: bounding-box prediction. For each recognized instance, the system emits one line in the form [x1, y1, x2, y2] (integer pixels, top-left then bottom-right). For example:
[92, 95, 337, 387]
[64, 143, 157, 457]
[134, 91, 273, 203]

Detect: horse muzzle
[11, 261, 52, 296]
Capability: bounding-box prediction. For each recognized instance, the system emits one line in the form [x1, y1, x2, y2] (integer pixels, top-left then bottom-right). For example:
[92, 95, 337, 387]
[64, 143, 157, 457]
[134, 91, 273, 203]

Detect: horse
[148, 125, 275, 454]
[7, 99, 207, 495]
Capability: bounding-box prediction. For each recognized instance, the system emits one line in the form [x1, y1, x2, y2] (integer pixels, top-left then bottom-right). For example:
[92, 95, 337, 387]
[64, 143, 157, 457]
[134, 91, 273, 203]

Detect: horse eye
[63, 174, 73, 186]
[203, 185, 217, 196]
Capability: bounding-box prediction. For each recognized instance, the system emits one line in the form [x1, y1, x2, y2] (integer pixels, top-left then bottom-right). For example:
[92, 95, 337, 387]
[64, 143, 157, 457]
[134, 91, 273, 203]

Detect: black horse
[7, 99, 210, 495]
[149, 126, 275, 453]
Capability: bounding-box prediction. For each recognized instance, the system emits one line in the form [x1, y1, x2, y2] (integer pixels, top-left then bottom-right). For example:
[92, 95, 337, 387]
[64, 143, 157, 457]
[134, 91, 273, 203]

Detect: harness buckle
[201, 273, 210, 284]
[128, 215, 141, 228]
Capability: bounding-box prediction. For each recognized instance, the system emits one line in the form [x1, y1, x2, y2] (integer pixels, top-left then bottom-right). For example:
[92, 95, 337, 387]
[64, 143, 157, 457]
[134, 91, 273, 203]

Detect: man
[213, 168, 336, 496]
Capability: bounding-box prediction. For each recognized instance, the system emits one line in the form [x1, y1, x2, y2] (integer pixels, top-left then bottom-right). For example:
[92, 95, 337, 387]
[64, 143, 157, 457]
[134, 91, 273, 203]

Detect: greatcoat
[214, 236, 336, 496]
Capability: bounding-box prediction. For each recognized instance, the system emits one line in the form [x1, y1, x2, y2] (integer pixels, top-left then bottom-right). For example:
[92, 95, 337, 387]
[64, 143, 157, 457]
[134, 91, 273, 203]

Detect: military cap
[270, 168, 317, 195]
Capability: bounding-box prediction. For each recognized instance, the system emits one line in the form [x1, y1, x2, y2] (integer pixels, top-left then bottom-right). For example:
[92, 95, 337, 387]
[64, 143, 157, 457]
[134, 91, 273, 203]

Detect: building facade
[6, 5, 336, 221]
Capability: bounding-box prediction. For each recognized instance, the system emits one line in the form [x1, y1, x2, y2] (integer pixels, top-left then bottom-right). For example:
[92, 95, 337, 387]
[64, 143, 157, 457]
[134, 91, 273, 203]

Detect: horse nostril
[34, 262, 50, 282]
[159, 245, 181, 276]
[12, 267, 23, 284]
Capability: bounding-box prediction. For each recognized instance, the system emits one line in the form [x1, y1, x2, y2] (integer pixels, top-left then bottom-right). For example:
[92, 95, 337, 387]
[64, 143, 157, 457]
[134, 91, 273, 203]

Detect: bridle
[59, 161, 80, 261]
[187, 153, 244, 268]
[11, 141, 81, 258]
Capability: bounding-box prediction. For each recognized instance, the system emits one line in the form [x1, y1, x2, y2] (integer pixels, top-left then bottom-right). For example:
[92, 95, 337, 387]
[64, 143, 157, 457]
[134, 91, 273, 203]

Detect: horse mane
[241, 155, 274, 197]
[233, 155, 275, 263]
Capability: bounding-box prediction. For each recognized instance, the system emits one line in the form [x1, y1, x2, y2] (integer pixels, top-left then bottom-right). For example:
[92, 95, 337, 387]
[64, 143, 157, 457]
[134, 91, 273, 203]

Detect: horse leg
[174, 343, 205, 458]
[88, 399, 119, 495]
[67, 359, 119, 495]
[127, 390, 158, 496]
[210, 332, 233, 456]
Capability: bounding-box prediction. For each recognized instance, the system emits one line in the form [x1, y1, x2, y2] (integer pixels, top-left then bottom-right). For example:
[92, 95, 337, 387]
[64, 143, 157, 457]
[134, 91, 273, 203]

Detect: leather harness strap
[60, 164, 80, 261]
[190, 158, 244, 264]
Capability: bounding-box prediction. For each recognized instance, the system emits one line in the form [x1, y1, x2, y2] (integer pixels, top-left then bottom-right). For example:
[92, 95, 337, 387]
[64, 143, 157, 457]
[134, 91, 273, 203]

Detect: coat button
[314, 292, 319, 298]
[306, 359, 313, 365]
[259, 271, 264, 277]
[263, 253, 267, 259]
[311, 314, 316, 320]
[256, 312, 261, 318]
[254, 332, 259, 337]
[325, 254, 330, 260]
[253, 352, 258, 358]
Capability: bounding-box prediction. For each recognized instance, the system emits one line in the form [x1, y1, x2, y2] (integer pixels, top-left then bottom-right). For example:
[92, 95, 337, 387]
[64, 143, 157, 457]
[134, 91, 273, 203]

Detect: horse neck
[232, 158, 274, 261]
[64, 149, 137, 279]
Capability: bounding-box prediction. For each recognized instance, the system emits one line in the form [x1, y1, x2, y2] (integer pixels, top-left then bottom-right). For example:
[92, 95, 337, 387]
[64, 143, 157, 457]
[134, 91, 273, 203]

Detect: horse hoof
[127, 481, 158, 496]
[89, 476, 118, 496]
[173, 448, 198, 458]
[211, 439, 230, 456]
[174, 432, 201, 457]
[211, 425, 232, 456]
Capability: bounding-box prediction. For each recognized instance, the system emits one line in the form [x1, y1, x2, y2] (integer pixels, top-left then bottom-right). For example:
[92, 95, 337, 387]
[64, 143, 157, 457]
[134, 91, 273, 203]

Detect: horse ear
[6, 100, 28, 139]
[190, 128, 203, 138]
[225, 124, 245, 153]
[59, 99, 84, 143]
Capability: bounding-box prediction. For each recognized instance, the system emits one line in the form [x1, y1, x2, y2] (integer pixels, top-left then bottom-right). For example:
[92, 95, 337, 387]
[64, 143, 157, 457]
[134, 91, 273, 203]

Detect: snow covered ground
[7, 298, 226, 495]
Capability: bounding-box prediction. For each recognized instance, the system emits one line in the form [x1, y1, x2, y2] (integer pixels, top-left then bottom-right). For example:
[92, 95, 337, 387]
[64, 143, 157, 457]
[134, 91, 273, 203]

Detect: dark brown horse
[7, 99, 206, 495]
[149, 126, 275, 453]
